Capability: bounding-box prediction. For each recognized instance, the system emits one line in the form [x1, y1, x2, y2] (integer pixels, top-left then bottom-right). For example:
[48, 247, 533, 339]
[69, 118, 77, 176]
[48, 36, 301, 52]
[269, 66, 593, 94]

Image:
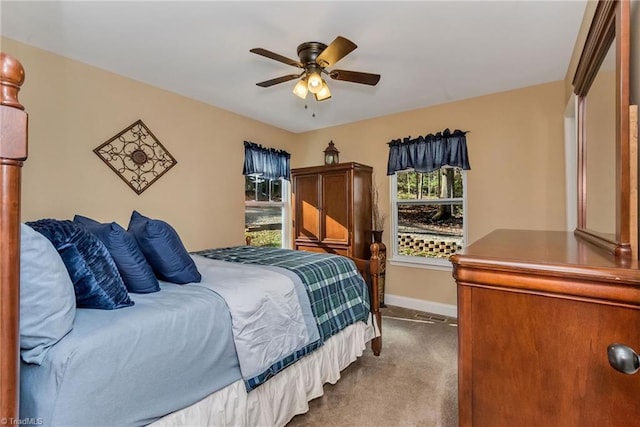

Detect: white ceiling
[1, 1, 587, 133]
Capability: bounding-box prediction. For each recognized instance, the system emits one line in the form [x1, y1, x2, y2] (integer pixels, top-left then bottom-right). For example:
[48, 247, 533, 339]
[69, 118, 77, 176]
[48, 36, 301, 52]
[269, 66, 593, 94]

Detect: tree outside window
[392, 167, 466, 267]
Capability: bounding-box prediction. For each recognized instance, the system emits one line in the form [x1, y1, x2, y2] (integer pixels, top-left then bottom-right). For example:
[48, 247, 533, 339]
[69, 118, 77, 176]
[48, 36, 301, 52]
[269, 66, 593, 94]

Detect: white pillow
[20, 223, 76, 364]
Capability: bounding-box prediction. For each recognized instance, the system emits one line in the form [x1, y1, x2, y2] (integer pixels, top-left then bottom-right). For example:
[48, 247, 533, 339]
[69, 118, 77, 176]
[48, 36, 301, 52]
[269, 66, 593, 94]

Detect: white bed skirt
[151, 318, 376, 427]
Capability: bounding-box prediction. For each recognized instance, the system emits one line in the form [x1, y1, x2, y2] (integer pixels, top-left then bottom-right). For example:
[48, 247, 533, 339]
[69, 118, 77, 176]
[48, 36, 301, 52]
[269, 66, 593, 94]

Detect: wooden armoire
[291, 162, 372, 259]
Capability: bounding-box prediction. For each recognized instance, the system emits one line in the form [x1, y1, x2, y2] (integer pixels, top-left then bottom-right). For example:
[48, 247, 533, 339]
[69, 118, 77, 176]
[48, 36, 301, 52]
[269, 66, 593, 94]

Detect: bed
[0, 53, 383, 426]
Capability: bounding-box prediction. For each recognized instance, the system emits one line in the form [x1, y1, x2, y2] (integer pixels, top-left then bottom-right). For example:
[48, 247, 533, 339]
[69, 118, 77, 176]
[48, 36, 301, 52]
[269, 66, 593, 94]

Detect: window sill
[388, 258, 453, 272]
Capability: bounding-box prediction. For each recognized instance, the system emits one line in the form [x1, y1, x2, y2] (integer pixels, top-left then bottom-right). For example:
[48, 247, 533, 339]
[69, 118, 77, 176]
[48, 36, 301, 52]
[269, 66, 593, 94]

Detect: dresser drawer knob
[607, 343, 640, 374]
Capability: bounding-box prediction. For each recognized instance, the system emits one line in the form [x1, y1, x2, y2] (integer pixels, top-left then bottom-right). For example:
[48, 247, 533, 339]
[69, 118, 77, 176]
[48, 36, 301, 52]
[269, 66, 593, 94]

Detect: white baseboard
[384, 294, 458, 319]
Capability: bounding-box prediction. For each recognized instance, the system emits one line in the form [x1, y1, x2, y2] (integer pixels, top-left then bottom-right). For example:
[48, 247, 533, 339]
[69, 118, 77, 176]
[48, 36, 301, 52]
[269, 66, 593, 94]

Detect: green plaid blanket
[192, 246, 371, 342]
[193, 246, 371, 390]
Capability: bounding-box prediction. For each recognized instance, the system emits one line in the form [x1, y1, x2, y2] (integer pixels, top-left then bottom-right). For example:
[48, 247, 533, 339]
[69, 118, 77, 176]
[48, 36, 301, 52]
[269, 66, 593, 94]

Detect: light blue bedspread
[190, 256, 320, 381]
[20, 282, 242, 427]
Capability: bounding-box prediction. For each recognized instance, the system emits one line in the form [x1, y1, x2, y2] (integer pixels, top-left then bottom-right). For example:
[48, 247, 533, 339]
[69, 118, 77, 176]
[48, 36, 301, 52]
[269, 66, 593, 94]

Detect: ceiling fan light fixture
[307, 71, 323, 94]
[314, 80, 331, 101]
[293, 77, 308, 99]
[251, 36, 380, 101]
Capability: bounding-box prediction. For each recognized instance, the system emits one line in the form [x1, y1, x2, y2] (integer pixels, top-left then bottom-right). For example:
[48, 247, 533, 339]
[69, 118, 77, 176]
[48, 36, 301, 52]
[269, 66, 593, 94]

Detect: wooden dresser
[291, 162, 372, 259]
[451, 229, 640, 426]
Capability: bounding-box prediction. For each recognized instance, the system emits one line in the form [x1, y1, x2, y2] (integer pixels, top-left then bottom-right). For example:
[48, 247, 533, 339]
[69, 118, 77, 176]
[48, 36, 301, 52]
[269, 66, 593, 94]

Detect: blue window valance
[386, 128, 471, 175]
[243, 141, 291, 181]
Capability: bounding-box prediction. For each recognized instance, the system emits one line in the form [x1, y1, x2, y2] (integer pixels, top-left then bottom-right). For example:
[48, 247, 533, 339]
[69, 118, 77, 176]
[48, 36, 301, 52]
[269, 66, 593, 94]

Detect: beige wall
[3, 37, 568, 308]
[293, 81, 567, 306]
[2, 37, 297, 251]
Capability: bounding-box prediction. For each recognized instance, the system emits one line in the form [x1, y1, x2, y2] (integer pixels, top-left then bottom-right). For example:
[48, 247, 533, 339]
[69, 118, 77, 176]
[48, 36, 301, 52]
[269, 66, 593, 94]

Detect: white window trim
[244, 178, 291, 249]
[389, 169, 467, 270]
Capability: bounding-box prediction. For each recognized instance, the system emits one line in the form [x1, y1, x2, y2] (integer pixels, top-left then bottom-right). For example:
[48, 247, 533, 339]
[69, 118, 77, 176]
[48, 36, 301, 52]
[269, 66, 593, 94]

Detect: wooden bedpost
[0, 52, 27, 420]
[368, 243, 382, 356]
[349, 243, 382, 356]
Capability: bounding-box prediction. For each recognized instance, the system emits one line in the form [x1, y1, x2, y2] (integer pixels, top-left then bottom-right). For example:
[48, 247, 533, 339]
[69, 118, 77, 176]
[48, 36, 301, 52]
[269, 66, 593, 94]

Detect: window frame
[244, 176, 291, 249]
[389, 168, 467, 270]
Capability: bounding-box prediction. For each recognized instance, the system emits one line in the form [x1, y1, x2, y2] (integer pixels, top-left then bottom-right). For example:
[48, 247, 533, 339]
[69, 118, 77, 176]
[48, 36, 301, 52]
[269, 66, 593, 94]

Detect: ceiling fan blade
[250, 48, 303, 68]
[329, 70, 381, 86]
[256, 74, 302, 88]
[316, 36, 357, 68]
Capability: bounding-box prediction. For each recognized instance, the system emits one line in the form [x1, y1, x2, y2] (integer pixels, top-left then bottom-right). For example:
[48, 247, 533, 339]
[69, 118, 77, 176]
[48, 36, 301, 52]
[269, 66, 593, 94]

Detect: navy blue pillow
[127, 211, 201, 284]
[26, 219, 134, 310]
[74, 215, 160, 294]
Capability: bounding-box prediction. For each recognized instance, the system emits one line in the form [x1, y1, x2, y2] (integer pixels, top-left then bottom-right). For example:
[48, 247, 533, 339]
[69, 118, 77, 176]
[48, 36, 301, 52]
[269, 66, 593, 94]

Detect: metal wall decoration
[93, 120, 177, 195]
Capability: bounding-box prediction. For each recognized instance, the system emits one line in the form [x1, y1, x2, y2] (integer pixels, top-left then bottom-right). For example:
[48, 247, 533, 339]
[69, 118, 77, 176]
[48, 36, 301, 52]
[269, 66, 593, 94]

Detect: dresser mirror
[584, 41, 616, 237]
[573, 0, 634, 258]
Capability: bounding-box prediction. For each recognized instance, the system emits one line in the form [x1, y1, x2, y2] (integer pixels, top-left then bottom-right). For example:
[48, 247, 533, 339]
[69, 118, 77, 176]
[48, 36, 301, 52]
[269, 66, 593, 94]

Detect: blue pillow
[20, 224, 76, 365]
[127, 210, 201, 284]
[74, 215, 160, 294]
[26, 219, 134, 310]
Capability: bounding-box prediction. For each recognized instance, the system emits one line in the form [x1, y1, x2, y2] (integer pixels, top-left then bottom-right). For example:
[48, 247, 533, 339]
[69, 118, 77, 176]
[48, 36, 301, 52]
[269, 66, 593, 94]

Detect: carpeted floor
[286, 306, 458, 427]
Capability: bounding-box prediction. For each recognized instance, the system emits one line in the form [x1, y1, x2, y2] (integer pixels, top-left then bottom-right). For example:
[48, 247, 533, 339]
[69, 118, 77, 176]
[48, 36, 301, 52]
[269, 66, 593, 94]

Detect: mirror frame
[573, 0, 632, 258]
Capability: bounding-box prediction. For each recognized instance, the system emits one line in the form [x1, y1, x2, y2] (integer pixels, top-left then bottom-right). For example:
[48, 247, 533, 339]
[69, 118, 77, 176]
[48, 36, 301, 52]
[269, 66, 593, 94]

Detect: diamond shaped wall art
[94, 120, 177, 195]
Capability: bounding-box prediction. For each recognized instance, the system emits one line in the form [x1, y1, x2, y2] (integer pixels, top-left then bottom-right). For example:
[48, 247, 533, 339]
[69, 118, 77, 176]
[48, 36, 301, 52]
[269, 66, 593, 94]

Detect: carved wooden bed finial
[1, 52, 26, 110]
[0, 52, 28, 162]
[0, 51, 27, 421]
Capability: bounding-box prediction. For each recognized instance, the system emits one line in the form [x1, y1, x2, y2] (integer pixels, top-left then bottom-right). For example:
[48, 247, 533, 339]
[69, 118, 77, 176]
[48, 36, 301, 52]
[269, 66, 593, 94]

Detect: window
[391, 167, 466, 268]
[245, 175, 289, 248]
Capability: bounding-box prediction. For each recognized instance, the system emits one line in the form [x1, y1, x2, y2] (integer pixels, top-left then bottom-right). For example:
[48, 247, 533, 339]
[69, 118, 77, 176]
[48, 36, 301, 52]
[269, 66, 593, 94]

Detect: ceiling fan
[250, 36, 381, 102]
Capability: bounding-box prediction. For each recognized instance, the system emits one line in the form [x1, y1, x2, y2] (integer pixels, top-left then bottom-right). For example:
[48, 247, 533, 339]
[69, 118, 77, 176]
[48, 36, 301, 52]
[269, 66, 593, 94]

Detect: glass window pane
[244, 176, 268, 202]
[245, 176, 256, 201]
[245, 206, 282, 247]
[245, 176, 283, 202]
[270, 179, 282, 202]
[397, 203, 463, 259]
[255, 178, 269, 202]
[397, 168, 463, 200]
[453, 169, 464, 198]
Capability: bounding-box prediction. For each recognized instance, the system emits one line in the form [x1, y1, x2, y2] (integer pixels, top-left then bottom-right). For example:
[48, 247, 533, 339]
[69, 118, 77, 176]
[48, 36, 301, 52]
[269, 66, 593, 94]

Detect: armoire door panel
[295, 174, 320, 241]
[322, 172, 349, 243]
